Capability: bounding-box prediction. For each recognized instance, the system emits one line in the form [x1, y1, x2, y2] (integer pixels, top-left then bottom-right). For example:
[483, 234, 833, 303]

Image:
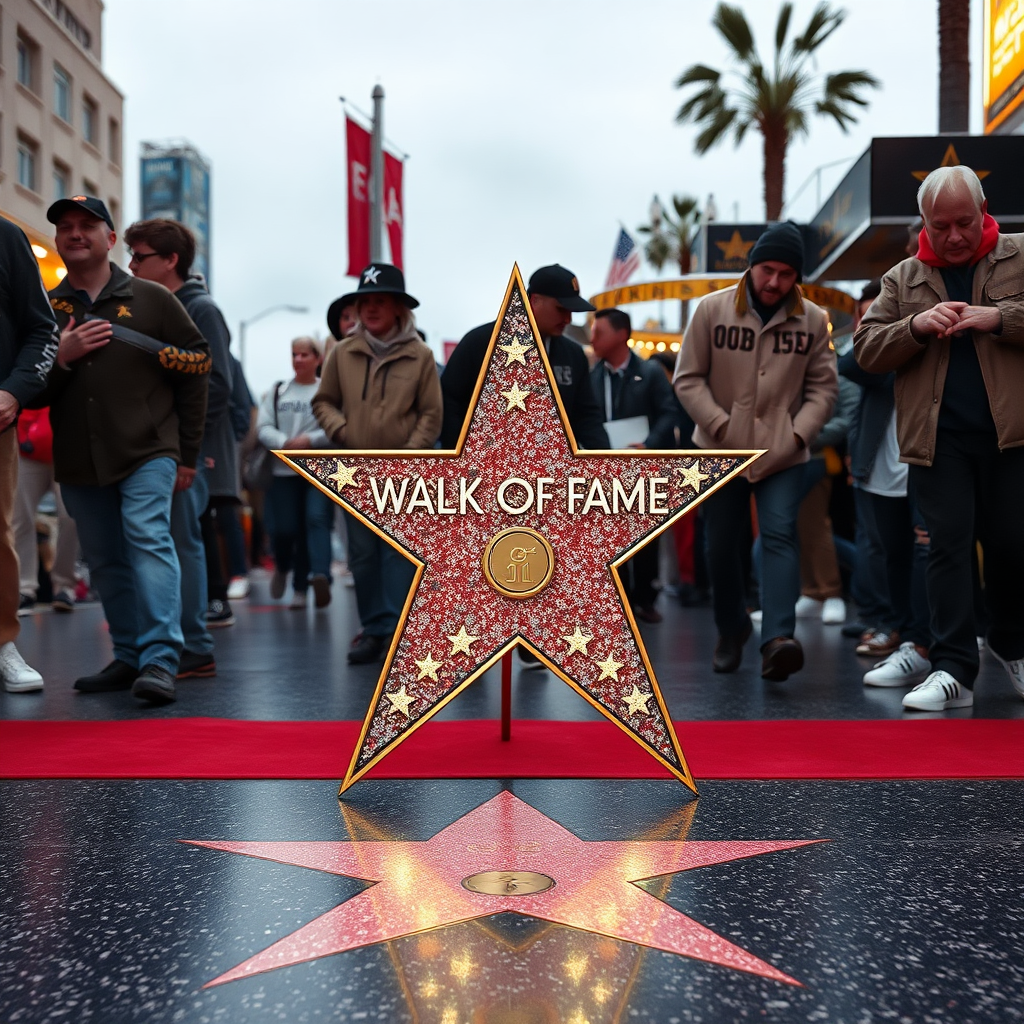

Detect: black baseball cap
[337, 263, 419, 310]
[46, 195, 115, 231]
[527, 265, 595, 312]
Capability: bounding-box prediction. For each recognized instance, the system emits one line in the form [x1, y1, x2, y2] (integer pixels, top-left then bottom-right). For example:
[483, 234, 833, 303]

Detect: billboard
[984, 0, 1024, 133]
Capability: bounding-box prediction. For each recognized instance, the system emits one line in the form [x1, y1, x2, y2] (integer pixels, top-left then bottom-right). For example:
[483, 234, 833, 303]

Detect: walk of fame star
[279, 266, 760, 791]
[184, 792, 825, 988]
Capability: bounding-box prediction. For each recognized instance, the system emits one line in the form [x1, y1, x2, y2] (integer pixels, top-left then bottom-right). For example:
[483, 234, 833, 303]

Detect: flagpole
[370, 84, 384, 261]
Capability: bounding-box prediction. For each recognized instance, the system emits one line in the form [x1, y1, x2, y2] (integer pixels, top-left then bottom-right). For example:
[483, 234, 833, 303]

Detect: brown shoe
[713, 616, 753, 673]
[761, 636, 804, 681]
[856, 630, 900, 657]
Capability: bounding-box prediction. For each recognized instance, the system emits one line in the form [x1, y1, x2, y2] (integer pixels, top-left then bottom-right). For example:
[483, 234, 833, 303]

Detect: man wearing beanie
[674, 222, 838, 681]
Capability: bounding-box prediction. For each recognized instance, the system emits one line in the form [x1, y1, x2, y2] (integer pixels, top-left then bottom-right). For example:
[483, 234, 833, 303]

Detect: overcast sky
[102, 0, 986, 395]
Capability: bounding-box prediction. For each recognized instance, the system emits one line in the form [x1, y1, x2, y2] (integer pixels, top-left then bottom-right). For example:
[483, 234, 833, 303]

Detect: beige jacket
[854, 234, 1024, 466]
[674, 274, 838, 482]
[313, 317, 442, 450]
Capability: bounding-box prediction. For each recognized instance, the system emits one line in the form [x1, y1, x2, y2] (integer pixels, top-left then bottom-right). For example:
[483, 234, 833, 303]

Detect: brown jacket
[313, 324, 442, 450]
[674, 274, 837, 482]
[854, 234, 1024, 466]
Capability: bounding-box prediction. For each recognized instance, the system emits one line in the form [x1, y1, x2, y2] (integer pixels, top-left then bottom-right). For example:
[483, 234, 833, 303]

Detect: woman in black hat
[313, 264, 442, 664]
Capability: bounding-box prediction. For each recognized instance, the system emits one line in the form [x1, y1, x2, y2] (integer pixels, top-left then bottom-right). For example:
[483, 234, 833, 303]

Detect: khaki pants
[797, 473, 842, 601]
[13, 456, 78, 599]
[0, 428, 20, 645]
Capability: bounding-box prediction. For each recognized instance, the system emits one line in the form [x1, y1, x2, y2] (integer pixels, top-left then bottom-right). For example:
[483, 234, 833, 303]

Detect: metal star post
[281, 266, 760, 793]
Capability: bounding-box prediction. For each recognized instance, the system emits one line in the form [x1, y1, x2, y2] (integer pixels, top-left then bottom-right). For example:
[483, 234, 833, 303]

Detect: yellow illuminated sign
[984, 0, 1024, 133]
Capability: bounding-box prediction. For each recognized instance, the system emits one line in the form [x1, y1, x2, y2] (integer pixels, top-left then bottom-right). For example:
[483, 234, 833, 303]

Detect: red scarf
[916, 213, 1000, 267]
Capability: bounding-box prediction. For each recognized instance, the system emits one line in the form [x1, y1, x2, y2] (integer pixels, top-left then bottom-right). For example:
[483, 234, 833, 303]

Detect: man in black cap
[39, 195, 210, 704]
[674, 222, 837, 682]
[314, 263, 442, 664]
[440, 264, 609, 450]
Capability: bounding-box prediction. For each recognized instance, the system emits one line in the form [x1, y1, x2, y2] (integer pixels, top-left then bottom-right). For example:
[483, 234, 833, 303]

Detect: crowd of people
[1, 163, 1022, 713]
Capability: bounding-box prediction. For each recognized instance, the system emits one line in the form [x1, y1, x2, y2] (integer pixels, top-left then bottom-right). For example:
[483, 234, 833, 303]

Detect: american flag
[604, 227, 641, 288]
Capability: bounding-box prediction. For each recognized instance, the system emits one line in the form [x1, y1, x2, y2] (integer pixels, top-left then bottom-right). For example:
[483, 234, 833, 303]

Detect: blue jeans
[63, 457, 183, 672]
[704, 462, 804, 644]
[344, 509, 414, 637]
[170, 465, 213, 655]
[267, 475, 333, 590]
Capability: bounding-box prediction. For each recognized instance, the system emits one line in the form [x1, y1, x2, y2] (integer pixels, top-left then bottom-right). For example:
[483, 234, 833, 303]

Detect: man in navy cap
[440, 264, 609, 450]
[675, 222, 837, 682]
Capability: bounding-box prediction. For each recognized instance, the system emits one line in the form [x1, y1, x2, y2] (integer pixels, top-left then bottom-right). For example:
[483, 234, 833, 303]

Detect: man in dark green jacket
[40, 196, 209, 704]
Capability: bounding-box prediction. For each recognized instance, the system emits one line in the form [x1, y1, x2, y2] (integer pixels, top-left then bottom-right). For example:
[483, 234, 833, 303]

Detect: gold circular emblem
[461, 870, 556, 895]
[482, 527, 555, 599]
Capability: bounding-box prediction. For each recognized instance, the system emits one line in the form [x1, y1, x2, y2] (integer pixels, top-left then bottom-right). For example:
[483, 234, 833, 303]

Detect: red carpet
[1, 718, 1022, 780]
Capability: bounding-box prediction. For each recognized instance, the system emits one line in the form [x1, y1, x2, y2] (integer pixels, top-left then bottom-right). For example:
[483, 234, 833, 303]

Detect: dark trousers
[266, 475, 334, 592]
[909, 431, 1024, 687]
[704, 462, 804, 644]
[851, 486, 891, 626]
[862, 491, 930, 648]
[623, 537, 659, 609]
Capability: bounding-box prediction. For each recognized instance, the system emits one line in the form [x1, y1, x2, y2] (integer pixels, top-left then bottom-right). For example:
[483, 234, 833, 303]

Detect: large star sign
[282, 266, 759, 792]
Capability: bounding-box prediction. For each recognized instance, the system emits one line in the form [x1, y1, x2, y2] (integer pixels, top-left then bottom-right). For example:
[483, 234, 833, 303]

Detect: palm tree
[674, 2, 879, 220]
[637, 194, 703, 328]
[938, 0, 969, 132]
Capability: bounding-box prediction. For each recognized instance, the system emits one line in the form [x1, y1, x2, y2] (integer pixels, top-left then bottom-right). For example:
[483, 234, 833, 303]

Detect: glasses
[128, 251, 163, 265]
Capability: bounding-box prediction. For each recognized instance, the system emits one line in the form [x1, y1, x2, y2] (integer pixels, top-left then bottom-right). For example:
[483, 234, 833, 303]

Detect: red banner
[346, 116, 371, 276]
[383, 151, 404, 270]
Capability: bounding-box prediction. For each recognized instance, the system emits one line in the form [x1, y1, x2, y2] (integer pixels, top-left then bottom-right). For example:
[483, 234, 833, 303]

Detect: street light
[238, 304, 309, 374]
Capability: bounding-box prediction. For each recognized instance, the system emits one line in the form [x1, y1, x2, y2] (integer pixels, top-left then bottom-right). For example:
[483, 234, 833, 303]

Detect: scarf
[916, 213, 1000, 268]
[359, 309, 420, 365]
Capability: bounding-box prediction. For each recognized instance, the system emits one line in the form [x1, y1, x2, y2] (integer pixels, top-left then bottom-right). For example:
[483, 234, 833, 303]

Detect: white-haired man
[855, 165, 1024, 711]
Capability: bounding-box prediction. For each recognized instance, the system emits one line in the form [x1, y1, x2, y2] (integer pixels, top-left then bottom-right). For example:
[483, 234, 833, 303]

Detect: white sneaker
[821, 597, 846, 625]
[795, 596, 821, 618]
[902, 670, 973, 711]
[226, 575, 250, 600]
[749, 609, 763, 624]
[0, 642, 44, 692]
[864, 642, 930, 688]
[989, 648, 1024, 699]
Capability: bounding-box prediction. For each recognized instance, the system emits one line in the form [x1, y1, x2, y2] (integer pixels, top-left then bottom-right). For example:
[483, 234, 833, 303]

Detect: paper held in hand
[603, 415, 649, 449]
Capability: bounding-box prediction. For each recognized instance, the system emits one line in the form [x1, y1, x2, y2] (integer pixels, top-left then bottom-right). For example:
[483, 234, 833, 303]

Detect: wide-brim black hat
[337, 263, 419, 311]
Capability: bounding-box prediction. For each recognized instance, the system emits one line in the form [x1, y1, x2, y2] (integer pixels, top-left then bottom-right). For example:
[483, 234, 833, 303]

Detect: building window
[108, 117, 121, 164]
[53, 162, 70, 200]
[82, 96, 98, 145]
[83, 178, 99, 197]
[54, 64, 72, 121]
[107, 198, 119, 232]
[17, 32, 38, 92]
[17, 136, 38, 192]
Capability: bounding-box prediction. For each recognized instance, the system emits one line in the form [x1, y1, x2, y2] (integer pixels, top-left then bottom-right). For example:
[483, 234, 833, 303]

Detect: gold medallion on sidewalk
[461, 870, 556, 895]
[482, 527, 555, 599]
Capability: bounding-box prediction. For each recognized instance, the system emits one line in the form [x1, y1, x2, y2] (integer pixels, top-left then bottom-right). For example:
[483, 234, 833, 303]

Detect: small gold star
[561, 626, 594, 656]
[678, 461, 710, 494]
[498, 337, 532, 366]
[912, 142, 989, 181]
[500, 382, 529, 413]
[414, 652, 443, 682]
[386, 685, 415, 718]
[327, 461, 359, 490]
[714, 230, 755, 263]
[622, 685, 653, 717]
[447, 626, 480, 657]
[595, 654, 624, 682]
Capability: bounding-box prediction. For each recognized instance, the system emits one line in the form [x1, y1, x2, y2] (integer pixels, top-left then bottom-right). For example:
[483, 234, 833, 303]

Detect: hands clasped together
[911, 302, 1002, 339]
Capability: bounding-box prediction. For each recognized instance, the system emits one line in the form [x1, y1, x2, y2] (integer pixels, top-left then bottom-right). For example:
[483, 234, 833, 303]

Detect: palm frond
[676, 85, 727, 124]
[695, 107, 739, 153]
[712, 3, 756, 62]
[775, 3, 793, 56]
[793, 1, 844, 53]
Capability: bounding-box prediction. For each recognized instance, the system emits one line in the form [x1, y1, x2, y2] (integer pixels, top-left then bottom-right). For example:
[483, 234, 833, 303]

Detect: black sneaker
[517, 647, 546, 670]
[347, 633, 390, 665]
[17, 594, 35, 616]
[51, 590, 76, 612]
[205, 599, 235, 627]
[176, 650, 217, 679]
[131, 665, 177, 703]
[74, 659, 139, 693]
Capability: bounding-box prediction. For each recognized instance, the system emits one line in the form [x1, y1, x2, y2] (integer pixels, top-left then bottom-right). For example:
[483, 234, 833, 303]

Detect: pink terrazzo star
[186, 791, 824, 987]
[284, 267, 758, 790]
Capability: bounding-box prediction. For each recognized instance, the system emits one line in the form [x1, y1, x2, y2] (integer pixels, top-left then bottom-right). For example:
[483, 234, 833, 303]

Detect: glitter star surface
[282, 267, 758, 790]
[623, 685, 653, 717]
[448, 625, 480, 657]
[386, 685, 415, 718]
[185, 792, 824, 988]
[415, 652, 443, 681]
[327, 461, 359, 490]
[561, 626, 594, 656]
[678, 460, 710, 494]
[595, 654, 624, 682]
[498, 337, 532, 366]
[500, 381, 530, 412]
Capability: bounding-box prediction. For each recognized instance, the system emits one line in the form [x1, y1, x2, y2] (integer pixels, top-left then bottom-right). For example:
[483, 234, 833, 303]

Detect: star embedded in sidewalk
[326, 461, 358, 490]
[500, 381, 530, 412]
[447, 625, 480, 657]
[281, 266, 758, 791]
[414, 652, 443, 681]
[678, 460, 710, 495]
[185, 792, 825, 989]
